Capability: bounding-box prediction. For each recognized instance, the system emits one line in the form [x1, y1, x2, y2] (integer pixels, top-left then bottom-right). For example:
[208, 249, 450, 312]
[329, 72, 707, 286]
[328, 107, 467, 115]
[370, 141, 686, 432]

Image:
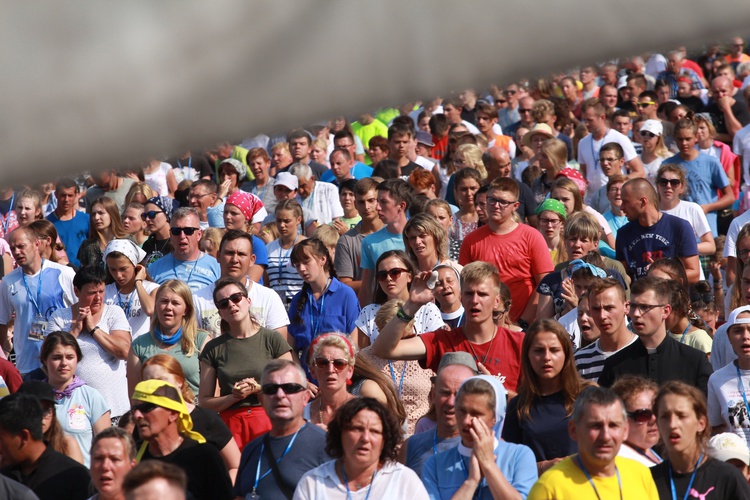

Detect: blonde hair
[14, 189, 44, 222]
[461, 262, 501, 295]
[125, 182, 155, 207]
[374, 299, 415, 333]
[199, 227, 225, 258]
[312, 224, 340, 251]
[150, 280, 201, 357]
[310, 332, 356, 366]
[456, 144, 487, 179]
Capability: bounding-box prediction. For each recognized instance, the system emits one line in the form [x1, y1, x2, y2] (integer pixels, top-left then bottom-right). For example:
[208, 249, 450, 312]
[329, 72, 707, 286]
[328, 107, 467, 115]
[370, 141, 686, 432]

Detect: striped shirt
[266, 239, 305, 307]
[575, 335, 638, 382]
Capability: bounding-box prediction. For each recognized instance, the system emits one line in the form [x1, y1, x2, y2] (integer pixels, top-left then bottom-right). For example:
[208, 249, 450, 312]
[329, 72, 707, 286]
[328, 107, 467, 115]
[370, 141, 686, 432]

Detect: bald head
[623, 177, 658, 207]
[712, 76, 734, 98]
[483, 147, 512, 180]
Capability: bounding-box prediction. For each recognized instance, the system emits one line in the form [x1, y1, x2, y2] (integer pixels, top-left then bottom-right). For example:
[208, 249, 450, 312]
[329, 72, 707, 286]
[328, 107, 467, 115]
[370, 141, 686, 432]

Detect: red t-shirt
[419, 326, 524, 392]
[0, 358, 22, 394]
[458, 224, 554, 321]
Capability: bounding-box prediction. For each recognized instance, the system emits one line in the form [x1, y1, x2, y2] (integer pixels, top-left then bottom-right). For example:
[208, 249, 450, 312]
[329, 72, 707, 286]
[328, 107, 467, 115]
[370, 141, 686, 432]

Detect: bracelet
[135, 279, 143, 284]
[396, 307, 414, 322]
[90, 326, 100, 335]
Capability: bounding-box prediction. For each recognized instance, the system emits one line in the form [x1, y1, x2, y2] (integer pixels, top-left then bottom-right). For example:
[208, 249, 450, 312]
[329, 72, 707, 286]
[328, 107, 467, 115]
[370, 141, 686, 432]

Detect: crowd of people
[2, 40, 750, 499]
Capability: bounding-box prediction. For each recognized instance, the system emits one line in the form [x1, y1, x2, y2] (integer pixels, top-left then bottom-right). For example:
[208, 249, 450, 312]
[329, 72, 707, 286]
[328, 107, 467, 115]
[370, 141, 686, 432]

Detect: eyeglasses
[377, 268, 409, 281]
[657, 178, 681, 188]
[637, 101, 656, 107]
[608, 186, 622, 193]
[518, 108, 532, 113]
[132, 402, 160, 414]
[216, 292, 245, 309]
[640, 131, 657, 138]
[629, 302, 666, 314]
[141, 210, 164, 220]
[313, 358, 349, 371]
[539, 217, 562, 226]
[690, 292, 714, 304]
[627, 408, 654, 423]
[189, 192, 211, 200]
[504, 90, 517, 96]
[260, 383, 307, 395]
[170, 227, 200, 236]
[599, 157, 621, 164]
[486, 197, 517, 208]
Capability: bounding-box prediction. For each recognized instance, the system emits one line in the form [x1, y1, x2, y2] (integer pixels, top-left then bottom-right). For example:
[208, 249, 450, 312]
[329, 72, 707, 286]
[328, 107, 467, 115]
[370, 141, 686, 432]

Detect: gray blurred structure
[1, 0, 749, 185]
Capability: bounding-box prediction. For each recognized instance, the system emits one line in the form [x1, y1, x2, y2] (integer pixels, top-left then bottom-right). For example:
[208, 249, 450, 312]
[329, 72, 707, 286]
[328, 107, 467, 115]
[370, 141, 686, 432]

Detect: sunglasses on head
[141, 210, 164, 220]
[377, 268, 408, 281]
[657, 178, 681, 188]
[170, 227, 200, 236]
[690, 292, 714, 304]
[132, 402, 160, 414]
[216, 292, 245, 309]
[260, 383, 307, 395]
[627, 408, 654, 423]
[313, 357, 349, 371]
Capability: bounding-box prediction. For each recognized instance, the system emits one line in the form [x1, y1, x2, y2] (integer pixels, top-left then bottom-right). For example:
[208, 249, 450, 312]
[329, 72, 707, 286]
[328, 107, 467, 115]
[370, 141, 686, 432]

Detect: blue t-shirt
[47, 211, 89, 267]
[615, 213, 698, 280]
[56, 384, 109, 468]
[148, 252, 221, 292]
[251, 234, 268, 286]
[405, 430, 460, 478]
[360, 227, 405, 270]
[320, 162, 374, 184]
[603, 210, 628, 240]
[422, 440, 538, 499]
[662, 152, 729, 235]
[287, 278, 360, 368]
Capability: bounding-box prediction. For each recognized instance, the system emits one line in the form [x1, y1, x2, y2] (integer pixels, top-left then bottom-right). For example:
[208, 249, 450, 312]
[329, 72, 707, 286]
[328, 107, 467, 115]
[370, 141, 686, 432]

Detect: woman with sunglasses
[141, 353, 241, 482]
[224, 190, 267, 236]
[503, 319, 584, 475]
[198, 277, 293, 449]
[657, 164, 716, 271]
[127, 279, 209, 396]
[305, 333, 357, 430]
[40, 331, 111, 468]
[651, 381, 750, 499]
[77, 197, 130, 269]
[638, 120, 671, 186]
[288, 239, 359, 369]
[266, 199, 306, 308]
[141, 196, 176, 266]
[611, 375, 663, 467]
[104, 239, 159, 339]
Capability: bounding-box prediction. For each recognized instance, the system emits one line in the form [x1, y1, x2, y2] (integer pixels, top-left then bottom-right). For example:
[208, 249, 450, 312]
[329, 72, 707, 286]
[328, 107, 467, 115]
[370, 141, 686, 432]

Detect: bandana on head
[220, 158, 247, 182]
[226, 191, 264, 221]
[556, 167, 588, 195]
[567, 259, 607, 279]
[146, 196, 179, 222]
[131, 379, 205, 445]
[535, 198, 567, 219]
[104, 238, 147, 267]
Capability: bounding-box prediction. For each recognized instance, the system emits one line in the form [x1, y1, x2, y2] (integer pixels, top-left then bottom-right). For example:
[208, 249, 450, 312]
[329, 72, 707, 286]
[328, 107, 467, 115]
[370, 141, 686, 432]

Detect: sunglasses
[657, 178, 681, 188]
[640, 131, 657, 138]
[627, 408, 654, 423]
[140, 210, 164, 220]
[690, 292, 714, 304]
[170, 227, 200, 236]
[132, 402, 160, 414]
[260, 383, 307, 395]
[216, 292, 245, 310]
[637, 101, 656, 107]
[313, 358, 349, 371]
[377, 268, 409, 281]
[518, 108, 532, 113]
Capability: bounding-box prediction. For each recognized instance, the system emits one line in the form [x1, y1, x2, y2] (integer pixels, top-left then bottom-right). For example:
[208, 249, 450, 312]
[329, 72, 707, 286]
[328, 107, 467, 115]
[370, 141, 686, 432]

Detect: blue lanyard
[173, 253, 201, 284]
[176, 157, 193, 180]
[668, 453, 703, 500]
[22, 259, 45, 316]
[736, 364, 750, 421]
[117, 288, 136, 317]
[388, 360, 407, 398]
[1, 193, 14, 234]
[277, 236, 298, 283]
[432, 429, 438, 455]
[342, 462, 376, 500]
[576, 455, 622, 500]
[632, 445, 662, 464]
[252, 429, 300, 495]
[679, 323, 691, 344]
[252, 182, 269, 202]
[590, 129, 610, 173]
[311, 280, 329, 338]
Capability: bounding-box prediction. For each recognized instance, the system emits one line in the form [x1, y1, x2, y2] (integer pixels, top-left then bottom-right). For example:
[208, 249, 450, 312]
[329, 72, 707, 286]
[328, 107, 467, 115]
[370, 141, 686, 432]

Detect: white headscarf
[104, 238, 146, 267]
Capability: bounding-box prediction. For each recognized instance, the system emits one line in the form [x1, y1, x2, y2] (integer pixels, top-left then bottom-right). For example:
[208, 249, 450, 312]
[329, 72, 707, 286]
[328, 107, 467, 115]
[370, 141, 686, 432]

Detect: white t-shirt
[47, 304, 131, 418]
[297, 181, 344, 225]
[734, 123, 750, 187]
[144, 161, 172, 196]
[663, 200, 712, 280]
[708, 363, 750, 447]
[640, 156, 665, 187]
[294, 460, 429, 500]
[558, 307, 581, 350]
[578, 129, 638, 203]
[193, 279, 290, 337]
[724, 209, 750, 259]
[104, 280, 160, 339]
[355, 302, 444, 343]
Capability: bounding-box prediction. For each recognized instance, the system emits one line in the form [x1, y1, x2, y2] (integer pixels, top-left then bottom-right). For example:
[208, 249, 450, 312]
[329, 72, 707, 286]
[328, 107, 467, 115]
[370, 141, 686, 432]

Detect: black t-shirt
[400, 161, 420, 178]
[190, 404, 234, 451]
[167, 154, 214, 181]
[679, 95, 706, 113]
[142, 235, 172, 266]
[708, 93, 750, 135]
[1, 445, 91, 500]
[652, 457, 750, 500]
[516, 180, 537, 220]
[141, 437, 232, 500]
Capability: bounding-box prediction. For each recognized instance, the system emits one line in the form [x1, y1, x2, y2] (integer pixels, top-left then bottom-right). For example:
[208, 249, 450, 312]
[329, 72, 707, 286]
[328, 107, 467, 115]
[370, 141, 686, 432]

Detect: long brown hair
[731, 224, 750, 311]
[352, 352, 407, 427]
[515, 319, 582, 421]
[90, 196, 129, 247]
[142, 353, 196, 404]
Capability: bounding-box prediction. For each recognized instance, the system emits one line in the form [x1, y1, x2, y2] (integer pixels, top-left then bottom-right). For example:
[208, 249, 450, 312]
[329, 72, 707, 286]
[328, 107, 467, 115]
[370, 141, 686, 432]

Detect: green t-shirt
[198, 328, 292, 408]
[131, 329, 210, 395]
[351, 119, 389, 164]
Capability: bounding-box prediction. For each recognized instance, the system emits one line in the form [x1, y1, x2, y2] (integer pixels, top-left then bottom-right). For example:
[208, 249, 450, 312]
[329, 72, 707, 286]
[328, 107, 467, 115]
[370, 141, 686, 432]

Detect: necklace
[463, 327, 497, 367]
[341, 461, 377, 500]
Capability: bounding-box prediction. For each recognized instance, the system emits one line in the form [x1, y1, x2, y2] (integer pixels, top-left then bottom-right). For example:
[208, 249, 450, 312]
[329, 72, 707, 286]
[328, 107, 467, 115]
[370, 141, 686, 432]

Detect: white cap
[707, 433, 750, 465]
[640, 120, 663, 136]
[617, 75, 628, 89]
[275, 172, 299, 191]
[727, 305, 750, 329]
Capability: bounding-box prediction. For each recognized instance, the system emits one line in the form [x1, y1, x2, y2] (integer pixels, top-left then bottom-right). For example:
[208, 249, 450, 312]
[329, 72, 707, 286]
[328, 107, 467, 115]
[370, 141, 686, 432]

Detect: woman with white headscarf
[103, 238, 159, 339]
[421, 375, 538, 499]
